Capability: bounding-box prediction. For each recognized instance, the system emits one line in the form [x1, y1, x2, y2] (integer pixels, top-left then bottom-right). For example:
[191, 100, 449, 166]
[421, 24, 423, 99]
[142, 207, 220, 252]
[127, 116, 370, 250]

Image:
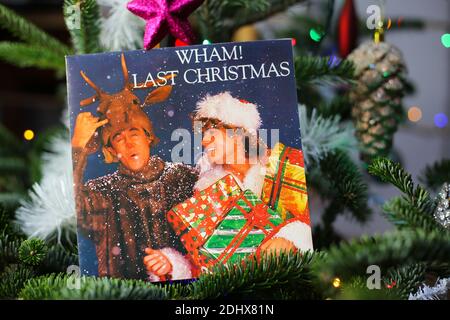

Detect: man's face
[202, 128, 245, 165]
[108, 127, 151, 172]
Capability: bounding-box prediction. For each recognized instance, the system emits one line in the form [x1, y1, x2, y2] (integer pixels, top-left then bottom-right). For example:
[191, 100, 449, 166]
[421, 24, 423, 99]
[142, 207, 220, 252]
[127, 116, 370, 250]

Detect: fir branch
[64, 0, 102, 54]
[0, 4, 71, 55]
[319, 150, 371, 224]
[295, 56, 355, 87]
[0, 207, 15, 236]
[189, 251, 322, 299]
[0, 264, 35, 299]
[318, 229, 450, 281]
[0, 157, 27, 174]
[232, 0, 305, 31]
[0, 123, 23, 155]
[18, 238, 48, 266]
[0, 193, 24, 209]
[337, 264, 426, 300]
[369, 158, 434, 214]
[0, 232, 23, 269]
[38, 245, 79, 274]
[315, 95, 352, 120]
[20, 274, 169, 300]
[337, 276, 404, 300]
[385, 263, 427, 299]
[195, 0, 305, 42]
[0, 42, 66, 74]
[19, 273, 67, 300]
[382, 197, 444, 233]
[299, 105, 356, 165]
[420, 159, 450, 191]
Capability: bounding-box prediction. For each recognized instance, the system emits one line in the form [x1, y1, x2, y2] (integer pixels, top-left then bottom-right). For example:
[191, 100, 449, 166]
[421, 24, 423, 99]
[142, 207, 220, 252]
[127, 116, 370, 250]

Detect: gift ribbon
[268, 145, 291, 220]
[214, 197, 275, 266]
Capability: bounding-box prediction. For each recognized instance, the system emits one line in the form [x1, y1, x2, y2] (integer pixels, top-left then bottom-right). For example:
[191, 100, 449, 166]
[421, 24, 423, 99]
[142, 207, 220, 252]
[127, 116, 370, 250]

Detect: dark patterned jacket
[72, 148, 198, 280]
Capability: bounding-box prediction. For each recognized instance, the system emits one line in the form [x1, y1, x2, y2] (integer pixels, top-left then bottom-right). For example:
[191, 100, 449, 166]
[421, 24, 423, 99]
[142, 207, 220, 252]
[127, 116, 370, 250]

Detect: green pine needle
[0, 42, 66, 74]
[195, 0, 305, 42]
[64, 0, 102, 54]
[20, 274, 168, 300]
[0, 4, 71, 56]
[0, 264, 35, 299]
[382, 197, 444, 233]
[319, 150, 371, 224]
[0, 123, 23, 154]
[369, 158, 433, 214]
[384, 263, 427, 299]
[420, 159, 450, 191]
[38, 246, 79, 274]
[0, 157, 28, 174]
[318, 229, 450, 281]
[190, 251, 322, 299]
[18, 238, 48, 267]
[337, 276, 404, 300]
[295, 56, 355, 87]
[0, 232, 23, 269]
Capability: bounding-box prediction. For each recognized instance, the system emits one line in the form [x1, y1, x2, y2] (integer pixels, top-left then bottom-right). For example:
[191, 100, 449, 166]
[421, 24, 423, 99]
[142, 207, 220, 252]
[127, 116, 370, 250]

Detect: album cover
[66, 39, 313, 282]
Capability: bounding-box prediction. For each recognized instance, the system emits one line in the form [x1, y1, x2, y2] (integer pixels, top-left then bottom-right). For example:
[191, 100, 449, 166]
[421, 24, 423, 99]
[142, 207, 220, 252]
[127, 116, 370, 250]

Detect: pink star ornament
[127, 0, 204, 49]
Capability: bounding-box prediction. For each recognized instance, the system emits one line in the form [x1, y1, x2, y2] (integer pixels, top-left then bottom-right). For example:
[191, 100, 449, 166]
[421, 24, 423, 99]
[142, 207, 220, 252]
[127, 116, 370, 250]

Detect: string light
[309, 28, 324, 42]
[202, 39, 211, 45]
[386, 280, 397, 289]
[23, 129, 34, 141]
[441, 34, 450, 48]
[407, 106, 422, 122]
[291, 38, 297, 46]
[434, 113, 448, 128]
[175, 39, 188, 47]
[332, 277, 341, 288]
[386, 18, 392, 30]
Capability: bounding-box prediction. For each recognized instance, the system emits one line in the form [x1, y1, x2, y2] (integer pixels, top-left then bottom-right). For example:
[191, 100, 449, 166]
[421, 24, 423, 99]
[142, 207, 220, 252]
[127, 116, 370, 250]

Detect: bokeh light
[309, 28, 324, 42]
[175, 39, 188, 47]
[407, 106, 422, 122]
[441, 34, 450, 48]
[434, 113, 448, 128]
[332, 277, 341, 288]
[23, 129, 34, 140]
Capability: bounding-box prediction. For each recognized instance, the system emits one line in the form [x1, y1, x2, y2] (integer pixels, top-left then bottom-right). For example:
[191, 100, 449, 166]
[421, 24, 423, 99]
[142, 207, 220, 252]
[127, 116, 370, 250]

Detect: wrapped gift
[261, 142, 310, 224]
[198, 190, 284, 268]
[166, 174, 243, 266]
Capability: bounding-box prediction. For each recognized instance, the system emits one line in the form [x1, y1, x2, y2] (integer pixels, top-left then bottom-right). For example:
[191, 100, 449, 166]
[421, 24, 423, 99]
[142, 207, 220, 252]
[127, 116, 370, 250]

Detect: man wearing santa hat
[191, 91, 313, 254]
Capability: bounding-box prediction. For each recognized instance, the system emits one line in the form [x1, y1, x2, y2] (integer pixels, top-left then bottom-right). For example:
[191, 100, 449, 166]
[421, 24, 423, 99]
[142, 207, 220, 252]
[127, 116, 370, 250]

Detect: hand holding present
[143, 248, 172, 277]
[260, 237, 297, 255]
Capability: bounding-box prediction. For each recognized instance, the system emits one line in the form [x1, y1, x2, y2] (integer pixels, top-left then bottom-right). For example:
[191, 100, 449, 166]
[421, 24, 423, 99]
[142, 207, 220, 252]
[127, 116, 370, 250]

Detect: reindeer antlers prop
[79, 53, 176, 109]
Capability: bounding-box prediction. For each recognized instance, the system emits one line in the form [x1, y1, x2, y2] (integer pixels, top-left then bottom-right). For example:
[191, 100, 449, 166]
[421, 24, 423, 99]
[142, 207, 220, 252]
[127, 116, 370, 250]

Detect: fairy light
[434, 113, 448, 128]
[175, 39, 188, 47]
[407, 106, 422, 122]
[441, 34, 450, 48]
[291, 38, 297, 46]
[202, 39, 211, 45]
[386, 18, 392, 30]
[23, 129, 35, 141]
[309, 28, 324, 42]
[332, 277, 341, 288]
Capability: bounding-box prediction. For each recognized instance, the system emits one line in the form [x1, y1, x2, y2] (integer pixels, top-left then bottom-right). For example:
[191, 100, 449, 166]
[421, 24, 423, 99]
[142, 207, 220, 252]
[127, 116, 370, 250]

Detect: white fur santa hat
[193, 91, 262, 131]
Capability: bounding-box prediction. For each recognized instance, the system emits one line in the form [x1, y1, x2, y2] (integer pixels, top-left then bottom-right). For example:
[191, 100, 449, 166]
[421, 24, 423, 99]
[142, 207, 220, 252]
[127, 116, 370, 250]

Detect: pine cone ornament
[434, 183, 450, 229]
[347, 41, 408, 162]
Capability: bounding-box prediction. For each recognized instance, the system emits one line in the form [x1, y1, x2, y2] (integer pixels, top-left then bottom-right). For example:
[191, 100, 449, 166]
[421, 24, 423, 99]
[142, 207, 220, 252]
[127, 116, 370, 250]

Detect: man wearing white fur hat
[192, 91, 313, 254]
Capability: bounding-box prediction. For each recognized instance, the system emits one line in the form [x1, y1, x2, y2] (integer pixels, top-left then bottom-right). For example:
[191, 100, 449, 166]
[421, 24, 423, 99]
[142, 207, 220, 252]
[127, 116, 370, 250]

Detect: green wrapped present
[199, 189, 284, 267]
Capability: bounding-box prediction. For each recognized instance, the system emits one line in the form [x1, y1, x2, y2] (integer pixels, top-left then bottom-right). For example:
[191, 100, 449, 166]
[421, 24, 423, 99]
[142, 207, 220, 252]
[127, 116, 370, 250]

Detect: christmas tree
[0, 0, 448, 300]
